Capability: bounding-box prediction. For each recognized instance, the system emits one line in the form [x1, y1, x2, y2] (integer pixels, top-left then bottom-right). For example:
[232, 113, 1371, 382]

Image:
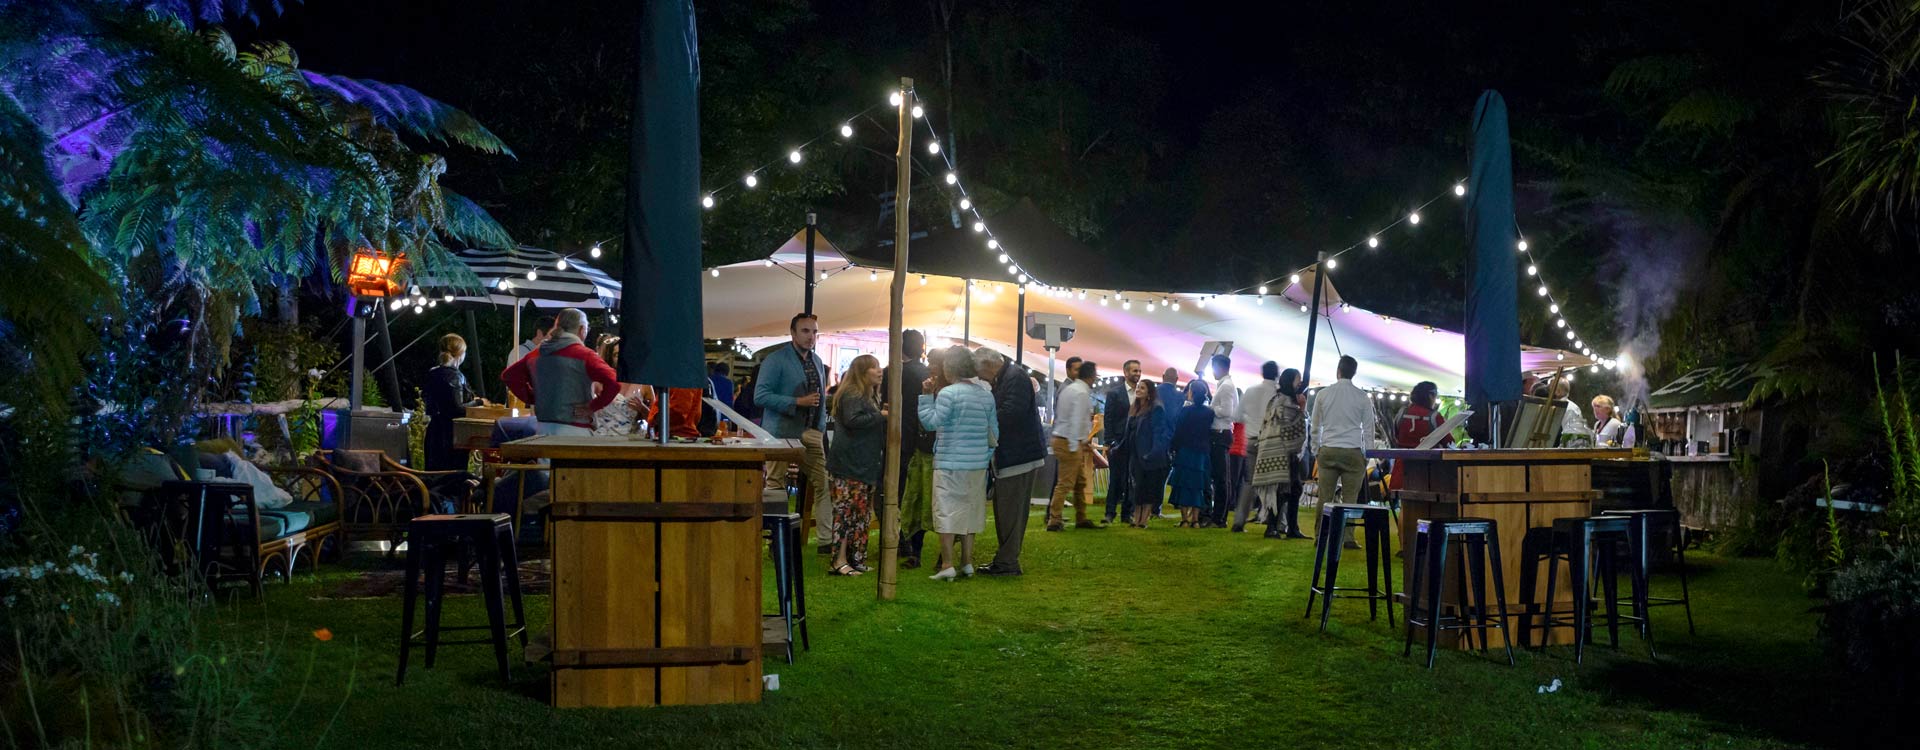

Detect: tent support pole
[963, 279, 971, 344]
[1301, 251, 1329, 388]
[879, 77, 912, 602]
[805, 212, 817, 316]
[507, 298, 524, 409]
[1015, 286, 1026, 366]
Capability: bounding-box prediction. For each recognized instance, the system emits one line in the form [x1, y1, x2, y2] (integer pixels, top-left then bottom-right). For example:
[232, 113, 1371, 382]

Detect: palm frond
[1605, 54, 1706, 98]
[441, 189, 515, 250]
[304, 72, 515, 157]
[1654, 89, 1756, 133]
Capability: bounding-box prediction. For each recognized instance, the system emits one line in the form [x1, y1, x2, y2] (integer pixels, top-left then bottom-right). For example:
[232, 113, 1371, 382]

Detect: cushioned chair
[306, 449, 467, 555]
[147, 471, 342, 597]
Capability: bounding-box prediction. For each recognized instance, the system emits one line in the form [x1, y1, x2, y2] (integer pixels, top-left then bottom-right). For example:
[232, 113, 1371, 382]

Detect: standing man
[1102, 360, 1143, 524]
[886, 330, 936, 568]
[510, 314, 558, 365]
[500, 308, 618, 436]
[756, 313, 833, 550]
[975, 347, 1045, 576]
[1232, 361, 1282, 534]
[1205, 354, 1239, 528]
[1046, 360, 1100, 531]
[1153, 367, 1184, 517]
[1310, 355, 1377, 524]
[709, 362, 736, 408]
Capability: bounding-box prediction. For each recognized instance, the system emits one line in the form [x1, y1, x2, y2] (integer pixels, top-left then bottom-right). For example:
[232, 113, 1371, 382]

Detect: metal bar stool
[397, 513, 527, 685]
[1304, 503, 1395, 632]
[1525, 515, 1652, 664]
[1403, 517, 1515, 668]
[1601, 508, 1694, 635]
[763, 511, 810, 663]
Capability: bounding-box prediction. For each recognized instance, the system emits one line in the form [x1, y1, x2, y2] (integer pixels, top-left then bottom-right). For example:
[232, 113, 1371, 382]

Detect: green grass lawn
[210, 506, 1876, 750]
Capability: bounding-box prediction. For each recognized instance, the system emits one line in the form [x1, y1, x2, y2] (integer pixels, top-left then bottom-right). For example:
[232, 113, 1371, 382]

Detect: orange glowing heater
[347, 249, 405, 297]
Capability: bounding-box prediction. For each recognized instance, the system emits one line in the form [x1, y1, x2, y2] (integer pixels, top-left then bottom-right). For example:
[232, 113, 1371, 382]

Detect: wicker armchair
[307, 450, 431, 554]
[146, 477, 343, 597]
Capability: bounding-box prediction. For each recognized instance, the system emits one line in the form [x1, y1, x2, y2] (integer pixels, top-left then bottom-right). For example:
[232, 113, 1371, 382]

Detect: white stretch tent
[700, 231, 1588, 395]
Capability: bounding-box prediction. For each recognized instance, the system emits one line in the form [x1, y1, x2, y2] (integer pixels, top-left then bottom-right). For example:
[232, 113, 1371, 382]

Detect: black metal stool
[397, 513, 527, 685]
[1403, 517, 1514, 668]
[1521, 515, 1652, 663]
[1601, 508, 1694, 635]
[1304, 503, 1394, 632]
[763, 511, 811, 663]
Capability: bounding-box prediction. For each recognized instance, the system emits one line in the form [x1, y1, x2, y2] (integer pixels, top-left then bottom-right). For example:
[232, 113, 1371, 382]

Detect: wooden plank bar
[502, 436, 800, 708]
[1375, 448, 1632, 649]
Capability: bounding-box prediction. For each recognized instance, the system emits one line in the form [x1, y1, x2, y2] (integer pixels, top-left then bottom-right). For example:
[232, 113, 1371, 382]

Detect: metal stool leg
[1485, 525, 1516, 666]
[1674, 518, 1696, 635]
[1423, 531, 1449, 669]
[1403, 528, 1426, 658]
[498, 525, 528, 648]
[1305, 509, 1330, 619]
[422, 540, 447, 670]
[477, 537, 511, 682]
[397, 535, 422, 686]
[1319, 519, 1346, 633]
[789, 523, 810, 651]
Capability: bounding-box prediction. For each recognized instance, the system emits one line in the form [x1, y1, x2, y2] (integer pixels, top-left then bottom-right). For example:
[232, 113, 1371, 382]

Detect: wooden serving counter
[499, 435, 802, 708]
[1370, 448, 1631, 647]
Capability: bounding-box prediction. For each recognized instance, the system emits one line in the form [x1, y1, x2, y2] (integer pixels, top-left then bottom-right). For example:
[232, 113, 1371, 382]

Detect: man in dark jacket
[1101, 359, 1143, 524]
[974, 346, 1046, 576]
[883, 330, 935, 567]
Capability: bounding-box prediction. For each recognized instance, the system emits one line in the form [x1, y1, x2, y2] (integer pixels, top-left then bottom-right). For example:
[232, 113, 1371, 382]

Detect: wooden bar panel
[551, 467, 657, 707]
[1460, 465, 1527, 493]
[1530, 463, 1592, 493]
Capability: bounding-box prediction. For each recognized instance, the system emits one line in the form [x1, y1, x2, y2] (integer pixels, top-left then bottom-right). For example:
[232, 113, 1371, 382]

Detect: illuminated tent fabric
[699, 230, 1589, 394]
[418, 246, 621, 309]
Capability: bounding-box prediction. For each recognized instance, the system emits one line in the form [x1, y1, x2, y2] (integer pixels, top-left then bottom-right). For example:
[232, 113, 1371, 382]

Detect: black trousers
[1208, 430, 1232, 525]
[1105, 441, 1133, 520]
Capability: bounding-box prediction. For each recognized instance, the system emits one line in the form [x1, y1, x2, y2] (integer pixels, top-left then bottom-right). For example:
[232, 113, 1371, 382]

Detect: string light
[702, 194, 715, 208]
[911, 105, 925, 119]
[763, 259, 774, 267]
[1122, 299, 1131, 310]
[1258, 284, 1269, 295]
[973, 221, 985, 233]
[1368, 236, 1379, 248]
[1517, 239, 1529, 252]
[1526, 264, 1538, 276]
[998, 253, 1009, 263]
[526, 270, 538, 281]
[959, 198, 972, 210]
[1556, 319, 1566, 328]
[1007, 265, 1017, 276]
[1549, 303, 1559, 314]
[590, 243, 603, 258]
[840, 123, 854, 138]
[819, 271, 828, 281]
[1299, 304, 1308, 313]
[1101, 296, 1109, 307]
[889, 91, 904, 107]
[1326, 258, 1338, 270]
[1078, 290, 1087, 300]
[1536, 285, 1548, 296]
[1453, 183, 1467, 197]
[1289, 273, 1301, 284]
[556, 258, 569, 271]
[1198, 297, 1208, 309]
[710, 268, 720, 278]
[1018, 273, 1028, 283]
[743, 173, 758, 188]
[927, 141, 940, 154]
[788, 149, 802, 164]
[987, 239, 999, 249]
[868, 270, 878, 282]
[1408, 211, 1422, 225]
[945, 172, 958, 185]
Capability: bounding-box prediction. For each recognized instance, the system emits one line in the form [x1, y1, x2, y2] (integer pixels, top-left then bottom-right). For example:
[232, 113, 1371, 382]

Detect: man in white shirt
[1310, 355, 1378, 510]
[1205, 354, 1239, 527]
[1046, 360, 1099, 531]
[509, 314, 558, 365]
[1232, 361, 1281, 533]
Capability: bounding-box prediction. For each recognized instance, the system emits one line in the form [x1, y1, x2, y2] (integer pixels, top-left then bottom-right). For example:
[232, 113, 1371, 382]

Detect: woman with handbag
[1251, 368, 1310, 539]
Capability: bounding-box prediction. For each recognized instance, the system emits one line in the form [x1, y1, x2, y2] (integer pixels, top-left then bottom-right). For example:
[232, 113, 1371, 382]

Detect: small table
[1371, 448, 1628, 647]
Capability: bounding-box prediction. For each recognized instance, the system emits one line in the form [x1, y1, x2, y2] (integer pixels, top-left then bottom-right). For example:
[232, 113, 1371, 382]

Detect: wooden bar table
[1370, 447, 1630, 648]
[499, 435, 802, 708]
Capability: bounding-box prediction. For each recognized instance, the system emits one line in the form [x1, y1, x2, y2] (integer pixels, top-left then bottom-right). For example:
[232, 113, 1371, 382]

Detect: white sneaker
[961, 564, 975, 577]
[929, 567, 958, 581]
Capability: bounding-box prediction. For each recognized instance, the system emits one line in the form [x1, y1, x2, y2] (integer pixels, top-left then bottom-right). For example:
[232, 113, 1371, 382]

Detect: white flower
[118, 572, 134, 583]
[95, 591, 120, 606]
[308, 368, 324, 379]
[68, 545, 86, 557]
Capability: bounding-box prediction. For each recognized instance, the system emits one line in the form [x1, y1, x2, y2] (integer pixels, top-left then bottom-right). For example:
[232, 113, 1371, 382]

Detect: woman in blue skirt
[1168, 380, 1215, 527]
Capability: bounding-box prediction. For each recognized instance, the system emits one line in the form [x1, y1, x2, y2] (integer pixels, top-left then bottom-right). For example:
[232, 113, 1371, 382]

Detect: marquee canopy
[700, 224, 1588, 394]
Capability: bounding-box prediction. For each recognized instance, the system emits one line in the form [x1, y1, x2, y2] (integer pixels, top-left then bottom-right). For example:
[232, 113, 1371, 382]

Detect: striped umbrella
[418, 246, 622, 309]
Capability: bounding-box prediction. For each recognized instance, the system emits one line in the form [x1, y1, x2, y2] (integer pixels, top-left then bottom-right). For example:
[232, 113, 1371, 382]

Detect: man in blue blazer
[756, 313, 833, 547]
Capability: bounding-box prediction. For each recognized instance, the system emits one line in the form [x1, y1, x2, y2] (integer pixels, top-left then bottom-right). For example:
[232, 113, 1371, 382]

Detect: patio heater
[1026, 312, 1075, 423]
[343, 249, 404, 451]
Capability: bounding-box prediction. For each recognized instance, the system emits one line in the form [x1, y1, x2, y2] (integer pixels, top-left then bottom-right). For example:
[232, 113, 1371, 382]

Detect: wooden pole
[879, 77, 912, 601]
[804, 212, 817, 316]
[963, 278, 971, 344]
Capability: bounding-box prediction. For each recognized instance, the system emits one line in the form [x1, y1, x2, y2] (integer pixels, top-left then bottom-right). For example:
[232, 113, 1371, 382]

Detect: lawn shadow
[1578, 642, 1883, 749]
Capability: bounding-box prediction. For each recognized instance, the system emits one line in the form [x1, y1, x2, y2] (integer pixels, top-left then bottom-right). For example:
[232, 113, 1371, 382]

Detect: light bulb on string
[1122, 299, 1131, 310]
[1257, 284, 1269, 295]
[701, 194, 715, 208]
[710, 268, 720, 278]
[590, 243, 603, 258]
[1556, 319, 1567, 328]
[1340, 302, 1352, 314]
[998, 253, 1009, 263]
[1526, 264, 1538, 276]
[959, 198, 972, 210]
[911, 105, 924, 119]
[840, 123, 854, 138]
[987, 239, 999, 249]
[1007, 265, 1017, 276]
[1101, 296, 1109, 307]
[1326, 258, 1338, 270]
[927, 141, 941, 154]
[972, 221, 985, 233]
[1453, 183, 1467, 197]
[1517, 239, 1529, 252]
[1078, 290, 1086, 300]
[788, 149, 802, 164]
[1565, 331, 1575, 340]
[1198, 297, 1208, 309]
[1367, 236, 1379, 248]
[819, 271, 828, 281]
[868, 270, 878, 282]
[743, 173, 758, 188]
[889, 91, 904, 107]
[1299, 304, 1308, 313]
[1408, 211, 1422, 225]
[945, 172, 958, 185]
[1018, 273, 1028, 284]
[1536, 285, 1548, 296]
[1289, 273, 1301, 284]
[763, 259, 774, 268]
[556, 258, 569, 271]
[526, 270, 538, 281]
[1549, 303, 1560, 314]
[443, 294, 454, 303]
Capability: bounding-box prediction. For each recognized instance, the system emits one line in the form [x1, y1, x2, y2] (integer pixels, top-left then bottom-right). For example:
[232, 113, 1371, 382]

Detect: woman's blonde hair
[833, 354, 881, 416]
[1591, 394, 1616, 412]
[437, 333, 466, 366]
